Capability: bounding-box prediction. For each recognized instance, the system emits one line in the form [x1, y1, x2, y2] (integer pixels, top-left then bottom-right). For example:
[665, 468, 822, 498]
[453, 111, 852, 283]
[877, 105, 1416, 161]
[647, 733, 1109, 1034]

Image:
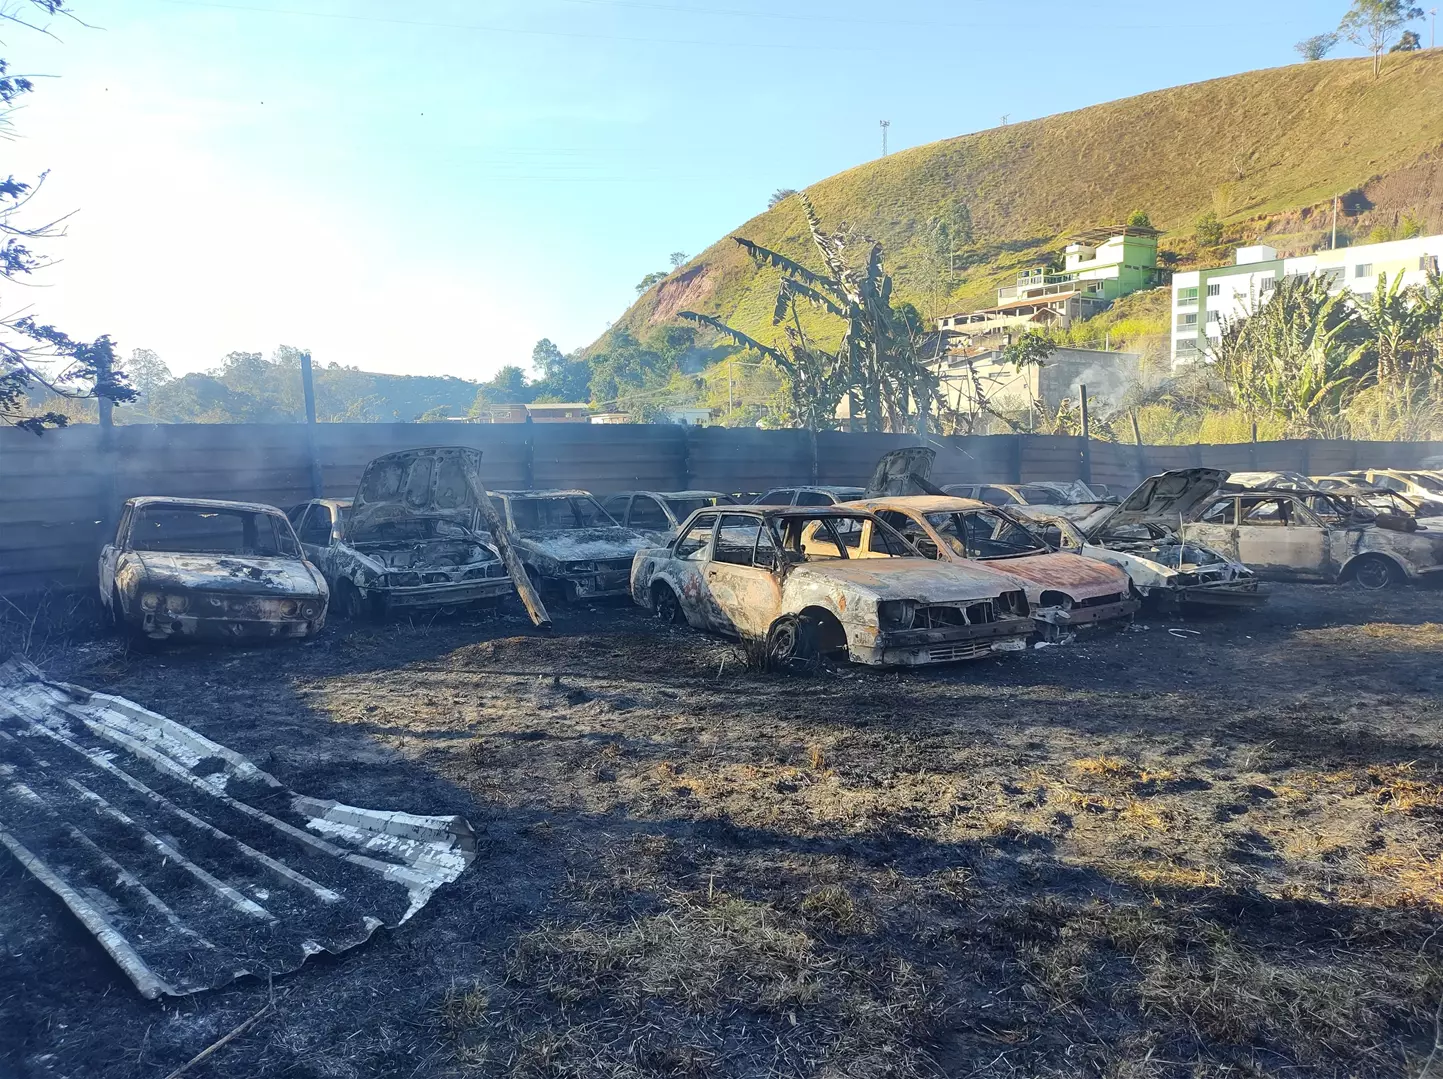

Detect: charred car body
[100, 497, 328, 641]
[478, 490, 651, 601]
[289, 448, 511, 619]
[1182, 486, 1443, 589]
[848, 496, 1137, 638]
[1014, 469, 1265, 611]
[631, 504, 1034, 667]
[599, 490, 737, 543]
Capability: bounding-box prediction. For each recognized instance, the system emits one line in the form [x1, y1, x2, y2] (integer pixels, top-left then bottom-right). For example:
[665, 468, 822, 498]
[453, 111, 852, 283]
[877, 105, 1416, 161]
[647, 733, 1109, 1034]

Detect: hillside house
[1171, 233, 1443, 365]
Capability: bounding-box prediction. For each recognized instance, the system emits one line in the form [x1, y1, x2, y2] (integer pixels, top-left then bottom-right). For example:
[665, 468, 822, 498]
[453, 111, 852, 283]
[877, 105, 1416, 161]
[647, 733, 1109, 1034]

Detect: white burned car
[289, 447, 512, 619]
[100, 497, 328, 641]
[1015, 468, 1265, 611]
[630, 504, 1034, 667]
[478, 490, 652, 601]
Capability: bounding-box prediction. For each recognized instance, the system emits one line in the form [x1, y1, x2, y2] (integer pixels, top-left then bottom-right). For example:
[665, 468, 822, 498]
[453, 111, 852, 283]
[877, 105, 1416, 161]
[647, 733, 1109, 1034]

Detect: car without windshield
[599, 490, 737, 543]
[100, 496, 328, 641]
[751, 485, 866, 506]
[846, 495, 1137, 638]
[1012, 469, 1265, 611]
[476, 489, 651, 601]
[941, 480, 1110, 507]
[287, 447, 511, 619]
[1182, 486, 1443, 590]
[631, 504, 1034, 668]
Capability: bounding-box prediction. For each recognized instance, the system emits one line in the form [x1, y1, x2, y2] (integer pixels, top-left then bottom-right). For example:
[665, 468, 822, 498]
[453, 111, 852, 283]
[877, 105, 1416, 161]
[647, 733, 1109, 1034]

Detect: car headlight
[164, 594, 189, 615]
[385, 572, 422, 587]
[278, 599, 299, 617]
[998, 590, 1029, 616]
[140, 591, 162, 612]
[565, 561, 597, 573]
[302, 602, 319, 618]
[877, 599, 917, 630]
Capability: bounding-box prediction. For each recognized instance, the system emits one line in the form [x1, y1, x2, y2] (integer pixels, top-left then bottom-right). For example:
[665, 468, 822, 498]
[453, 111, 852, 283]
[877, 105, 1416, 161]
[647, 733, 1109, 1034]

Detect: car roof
[848, 495, 988, 513]
[611, 490, 730, 500]
[717, 504, 878, 518]
[307, 497, 353, 509]
[125, 496, 285, 514]
[491, 489, 593, 498]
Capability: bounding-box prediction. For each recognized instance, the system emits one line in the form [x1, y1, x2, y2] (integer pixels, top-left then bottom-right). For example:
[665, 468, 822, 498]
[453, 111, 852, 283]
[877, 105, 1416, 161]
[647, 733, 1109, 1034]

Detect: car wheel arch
[1341, 551, 1405, 588]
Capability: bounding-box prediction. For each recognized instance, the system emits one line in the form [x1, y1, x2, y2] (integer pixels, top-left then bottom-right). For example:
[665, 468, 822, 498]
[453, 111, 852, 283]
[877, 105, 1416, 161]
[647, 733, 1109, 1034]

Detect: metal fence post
[299, 351, 324, 497]
[1078, 383, 1092, 485]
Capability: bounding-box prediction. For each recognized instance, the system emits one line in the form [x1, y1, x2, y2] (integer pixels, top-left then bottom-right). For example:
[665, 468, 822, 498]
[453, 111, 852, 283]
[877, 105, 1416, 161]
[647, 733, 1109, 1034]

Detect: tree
[668, 251, 688, 269]
[1194, 211, 1224, 248]
[1126, 209, 1153, 229]
[0, 1, 134, 433]
[122, 348, 172, 397]
[1390, 28, 1422, 49]
[1339, 0, 1423, 76]
[635, 270, 667, 294]
[1295, 32, 1340, 60]
[768, 188, 797, 208]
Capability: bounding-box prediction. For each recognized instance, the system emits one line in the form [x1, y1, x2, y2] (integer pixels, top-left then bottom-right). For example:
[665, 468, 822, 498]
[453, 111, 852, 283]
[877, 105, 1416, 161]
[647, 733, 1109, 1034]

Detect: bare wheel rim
[1355, 557, 1393, 590]
[655, 586, 680, 623]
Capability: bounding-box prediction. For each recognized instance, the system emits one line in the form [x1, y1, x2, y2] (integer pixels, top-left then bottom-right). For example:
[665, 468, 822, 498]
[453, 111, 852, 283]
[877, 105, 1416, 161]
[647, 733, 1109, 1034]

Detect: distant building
[589, 412, 632, 424]
[931, 345, 1141, 429]
[468, 402, 592, 423]
[938, 225, 1162, 337]
[1171, 234, 1443, 366]
[662, 407, 712, 426]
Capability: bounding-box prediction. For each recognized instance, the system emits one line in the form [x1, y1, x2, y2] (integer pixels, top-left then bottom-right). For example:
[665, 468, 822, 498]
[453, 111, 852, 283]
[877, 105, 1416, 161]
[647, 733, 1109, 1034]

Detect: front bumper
[1177, 581, 1268, 607]
[135, 612, 324, 640]
[558, 570, 633, 600]
[1034, 596, 1139, 630]
[375, 577, 513, 611]
[856, 615, 1035, 667]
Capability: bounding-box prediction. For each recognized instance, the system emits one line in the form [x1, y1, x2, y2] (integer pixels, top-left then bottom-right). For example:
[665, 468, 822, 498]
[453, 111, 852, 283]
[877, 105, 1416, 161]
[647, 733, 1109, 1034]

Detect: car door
[1184, 496, 1241, 559]
[294, 503, 335, 565]
[600, 494, 631, 527]
[1233, 495, 1328, 580]
[667, 512, 720, 628]
[98, 503, 132, 604]
[703, 513, 783, 639]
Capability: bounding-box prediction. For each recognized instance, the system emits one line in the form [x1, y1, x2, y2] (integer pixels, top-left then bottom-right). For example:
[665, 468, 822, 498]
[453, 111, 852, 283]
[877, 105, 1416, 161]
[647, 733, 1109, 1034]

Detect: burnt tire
[765, 613, 821, 674]
[652, 582, 683, 624]
[333, 579, 366, 620]
[1352, 554, 1400, 591]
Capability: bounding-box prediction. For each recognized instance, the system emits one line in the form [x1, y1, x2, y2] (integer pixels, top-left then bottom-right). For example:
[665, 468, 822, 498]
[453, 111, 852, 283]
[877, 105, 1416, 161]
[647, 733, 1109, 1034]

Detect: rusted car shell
[99, 497, 328, 641]
[1181, 486, 1443, 586]
[631, 506, 1034, 667]
[847, 495, 1138, 633]
[477, 491, 653, 600]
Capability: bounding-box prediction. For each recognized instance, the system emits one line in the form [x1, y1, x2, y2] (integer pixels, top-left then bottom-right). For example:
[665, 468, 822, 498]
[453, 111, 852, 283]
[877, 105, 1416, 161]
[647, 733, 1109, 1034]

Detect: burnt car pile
[91, 443, 1443, 668]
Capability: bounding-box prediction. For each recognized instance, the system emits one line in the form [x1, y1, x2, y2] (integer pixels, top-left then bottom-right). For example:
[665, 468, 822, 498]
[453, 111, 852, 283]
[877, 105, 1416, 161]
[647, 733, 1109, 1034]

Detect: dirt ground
[3, 582, 1443, 1078]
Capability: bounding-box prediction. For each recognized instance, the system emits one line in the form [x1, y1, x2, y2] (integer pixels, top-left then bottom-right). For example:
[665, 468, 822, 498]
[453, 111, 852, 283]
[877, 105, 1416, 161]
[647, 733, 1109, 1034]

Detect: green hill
[599, 50, 1443, 353]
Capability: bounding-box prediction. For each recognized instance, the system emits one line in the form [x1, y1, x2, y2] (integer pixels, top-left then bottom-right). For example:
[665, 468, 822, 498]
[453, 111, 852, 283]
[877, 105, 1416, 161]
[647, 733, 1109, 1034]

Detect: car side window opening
[674, 514, 717, 560]
[1241, 497, 1291, 526]
[872, 511, 929, 555]
[1200, 498, 1237, 524]
[752, 520, 779, 568]
[757, 490, 793, 506]
[831, 516, 864, 549]
[298, 505, 333, 546]
[794, 490, 834, 507]
[712, 514, 761, 565]
[980, 486, 1017, 506]
[865, 518, 914, 556]
[600, 495, 630, 523]
[509, 496, 614, 530]
[629, 496, 670, 529]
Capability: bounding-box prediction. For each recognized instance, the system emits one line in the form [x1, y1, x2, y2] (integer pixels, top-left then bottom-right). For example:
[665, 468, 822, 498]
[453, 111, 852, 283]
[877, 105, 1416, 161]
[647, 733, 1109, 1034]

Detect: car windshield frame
[666, 496, 732, 522]
[507, 495, 617, 531]
[780, 511, 917, 562]
[129, 506, 300, 558]
[926, 508, 1048, 559]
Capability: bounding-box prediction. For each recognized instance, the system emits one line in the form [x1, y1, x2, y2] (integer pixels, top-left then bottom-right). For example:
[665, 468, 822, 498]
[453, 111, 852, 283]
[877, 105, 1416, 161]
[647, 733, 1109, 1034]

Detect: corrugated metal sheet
[0, 657, 475, 998]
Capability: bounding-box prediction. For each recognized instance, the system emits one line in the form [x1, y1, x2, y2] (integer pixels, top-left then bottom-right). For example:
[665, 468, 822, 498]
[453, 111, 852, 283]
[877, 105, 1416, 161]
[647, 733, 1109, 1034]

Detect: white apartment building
[1171, 233, 1443, 366]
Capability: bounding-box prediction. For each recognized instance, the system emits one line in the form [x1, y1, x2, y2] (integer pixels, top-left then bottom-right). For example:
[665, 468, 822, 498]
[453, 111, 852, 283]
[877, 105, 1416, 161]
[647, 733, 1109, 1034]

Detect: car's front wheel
[651, 582, 683, 624]
[333, 579, 366, 620]
[1352, 553, 1400, 591]
[765, 614, 820, 672]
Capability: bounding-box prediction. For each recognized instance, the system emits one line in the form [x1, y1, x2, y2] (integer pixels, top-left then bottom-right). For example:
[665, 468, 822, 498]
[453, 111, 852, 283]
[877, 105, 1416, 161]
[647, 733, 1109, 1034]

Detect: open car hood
[1089, 468, 1228, 537]
[346, 446, 484, 542]
[863, 447, 947, 498]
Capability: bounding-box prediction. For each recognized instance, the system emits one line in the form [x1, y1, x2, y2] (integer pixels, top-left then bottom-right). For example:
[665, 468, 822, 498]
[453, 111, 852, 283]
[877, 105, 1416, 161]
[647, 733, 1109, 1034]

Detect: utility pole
[727, 356, 734, 420]
[1431, 8, 1437, 48]
[1331, 194, 1339, 250]
[879, 119, 889, 157]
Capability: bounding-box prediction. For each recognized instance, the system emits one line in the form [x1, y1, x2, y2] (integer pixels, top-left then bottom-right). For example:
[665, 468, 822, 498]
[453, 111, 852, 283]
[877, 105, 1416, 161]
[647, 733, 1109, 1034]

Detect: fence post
[1078, 384, 1092, 485]
[679, 426, 692, 489]
[299, 351, 324, 498]
[522, 423, 535, 490]
[1130, 411, 1147, 482]
[808, 429, 819, 485]
[1010, 433, 1024, 483]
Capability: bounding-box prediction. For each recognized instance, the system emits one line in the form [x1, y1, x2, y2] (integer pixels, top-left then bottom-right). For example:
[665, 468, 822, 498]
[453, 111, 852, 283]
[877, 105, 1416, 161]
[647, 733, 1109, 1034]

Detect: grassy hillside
[600, 50, 1443, 353]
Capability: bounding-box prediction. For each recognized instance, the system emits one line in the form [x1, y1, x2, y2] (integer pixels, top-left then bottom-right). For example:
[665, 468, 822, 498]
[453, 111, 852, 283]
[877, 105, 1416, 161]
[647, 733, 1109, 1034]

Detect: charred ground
[3, 584, 1442, 1077]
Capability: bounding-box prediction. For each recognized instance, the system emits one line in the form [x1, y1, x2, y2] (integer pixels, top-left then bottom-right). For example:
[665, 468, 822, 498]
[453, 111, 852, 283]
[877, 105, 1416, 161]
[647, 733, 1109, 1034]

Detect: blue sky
[6, 0, 1403, 381]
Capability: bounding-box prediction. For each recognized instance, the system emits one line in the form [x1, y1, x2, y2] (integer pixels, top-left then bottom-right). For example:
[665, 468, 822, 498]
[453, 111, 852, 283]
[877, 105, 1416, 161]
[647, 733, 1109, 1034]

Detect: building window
[1422, 255, 1439, 274]
[1355, 263, 1373, 279]
[1177, 286, 1198, 303]
[1260, 276, 1277, 293]
[1206, 310, 1219, 323]
[1206, 282, 1221, 297]
[1176, 313, 1198, 329]
[1321, 267, 1345, 288]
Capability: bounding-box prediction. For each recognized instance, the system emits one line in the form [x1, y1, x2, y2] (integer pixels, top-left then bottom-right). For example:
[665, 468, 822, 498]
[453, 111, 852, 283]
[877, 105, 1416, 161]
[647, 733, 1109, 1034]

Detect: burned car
[479, 490, 651, 601]
[1182, 487, 1443, 589]
[848, 496, 1137, 638]
[941, 480, 1111, 507]
[100, 497, 327, 641]
[631, 505, 1034, 667]
[1014, 469, 1265, 611]
[288, 449, 512, 619]
[751, 485, 866, 507]
[599, 490, 737, 543]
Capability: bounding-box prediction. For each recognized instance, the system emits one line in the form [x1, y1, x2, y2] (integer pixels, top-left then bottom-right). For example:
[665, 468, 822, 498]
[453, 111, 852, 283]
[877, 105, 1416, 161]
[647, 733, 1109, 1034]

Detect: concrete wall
[3, 421, 1440, 596]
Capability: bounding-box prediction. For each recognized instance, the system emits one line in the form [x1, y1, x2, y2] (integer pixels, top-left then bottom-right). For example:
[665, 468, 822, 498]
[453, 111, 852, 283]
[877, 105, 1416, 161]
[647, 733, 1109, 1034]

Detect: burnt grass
[3, 584, 1443, 1077]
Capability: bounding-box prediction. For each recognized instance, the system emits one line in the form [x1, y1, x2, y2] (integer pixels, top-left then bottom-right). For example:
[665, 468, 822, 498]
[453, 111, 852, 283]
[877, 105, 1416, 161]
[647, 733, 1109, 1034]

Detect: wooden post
[1078, 383, 1092, 485]
[299, 351, 324, 498]
[464, 473, 551, 630]
[1130, 409, 1147, 482]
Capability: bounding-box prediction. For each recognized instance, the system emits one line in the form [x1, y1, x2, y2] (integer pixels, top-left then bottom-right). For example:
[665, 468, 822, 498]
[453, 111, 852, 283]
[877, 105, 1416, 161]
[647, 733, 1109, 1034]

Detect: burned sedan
[599, 490, 737, 543]
[849, 496, 1137, 638]
[1013, 469, 1265, 611]
[100, 497, 327, 641]
[289, 449, 512, 619]
[631, 505, 1034, 667]
[480, 490, 651, 601]
[1182, 487, 1443, 589]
